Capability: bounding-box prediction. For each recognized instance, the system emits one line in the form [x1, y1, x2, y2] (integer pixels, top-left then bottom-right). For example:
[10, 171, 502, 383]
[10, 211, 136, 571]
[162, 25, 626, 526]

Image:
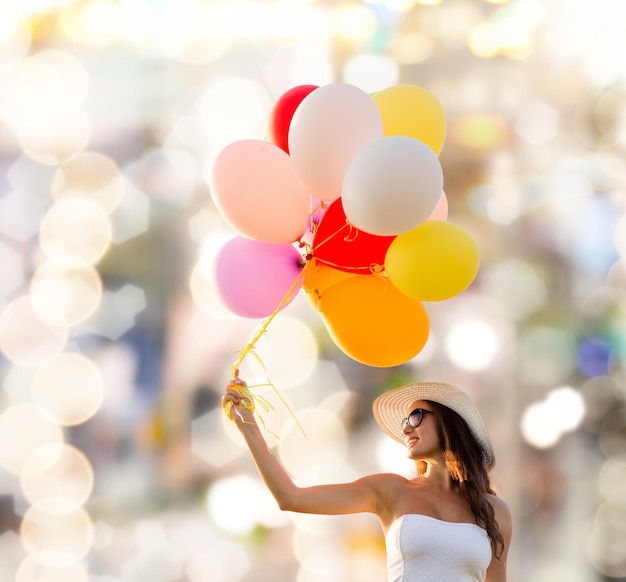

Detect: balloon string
[311, 221, 353, 251]
[343, 222, 359, 243]
[311, 255, 385, 275]
[307, 200, 327, 238]
[308, 212, 384, 270]
[228, 267, 307, 437]
[231, 267, 306, 373]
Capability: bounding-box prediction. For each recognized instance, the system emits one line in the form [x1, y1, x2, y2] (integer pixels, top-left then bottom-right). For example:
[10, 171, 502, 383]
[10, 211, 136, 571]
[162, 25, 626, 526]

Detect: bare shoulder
[358, 473, 414, 527]
[360, 472, 411, 491]
[487, 494, 513, 536]
[358, 473, 413, 503]
[487, 494, 511, 517]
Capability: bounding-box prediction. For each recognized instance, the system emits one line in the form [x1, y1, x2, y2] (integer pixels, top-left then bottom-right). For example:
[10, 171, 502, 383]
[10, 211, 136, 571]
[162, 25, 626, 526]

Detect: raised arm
[222, 378, 389, 517]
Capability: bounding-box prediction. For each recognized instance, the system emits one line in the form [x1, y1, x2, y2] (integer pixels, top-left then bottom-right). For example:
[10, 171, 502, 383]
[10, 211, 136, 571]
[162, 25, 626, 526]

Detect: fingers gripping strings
[224, 367, 304, 438]
[223, 369, 256, 421]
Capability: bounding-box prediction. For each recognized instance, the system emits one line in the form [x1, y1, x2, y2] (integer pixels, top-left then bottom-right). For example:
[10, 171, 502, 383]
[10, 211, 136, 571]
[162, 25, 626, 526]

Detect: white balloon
[288, 83, 383, 202]
[342, 136, 443, 236]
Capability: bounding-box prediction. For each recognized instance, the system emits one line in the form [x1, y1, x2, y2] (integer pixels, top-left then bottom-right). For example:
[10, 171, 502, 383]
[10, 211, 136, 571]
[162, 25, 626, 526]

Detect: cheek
[422, 425, 442, 447]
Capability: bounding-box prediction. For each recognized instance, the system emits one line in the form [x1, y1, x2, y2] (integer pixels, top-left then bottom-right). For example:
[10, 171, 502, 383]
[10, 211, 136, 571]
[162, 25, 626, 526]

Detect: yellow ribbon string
[223, 204, 384, 434]
[310, 221, 350, 251]
[343, 222, 359, 243]
[309, 215, 389, 273]
[225, 267, 307, 437]
[310, 256, 386, 275]
[307, 200, 327, 237]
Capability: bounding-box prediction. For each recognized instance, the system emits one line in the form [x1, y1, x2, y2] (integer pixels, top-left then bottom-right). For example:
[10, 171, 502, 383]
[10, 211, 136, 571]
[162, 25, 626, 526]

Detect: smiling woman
[222, 378, 512, 582]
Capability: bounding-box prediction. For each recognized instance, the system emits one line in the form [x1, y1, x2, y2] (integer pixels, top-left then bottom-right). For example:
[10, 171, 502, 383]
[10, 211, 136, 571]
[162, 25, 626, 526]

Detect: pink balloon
[288, 83, 384, 202]
[209, 139, 309, 244]
[213, 236, 305, 318]
[428, 191, 448, 221]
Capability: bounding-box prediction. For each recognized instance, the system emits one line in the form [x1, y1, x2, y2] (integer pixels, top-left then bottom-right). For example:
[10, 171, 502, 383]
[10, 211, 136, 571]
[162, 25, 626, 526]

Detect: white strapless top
[385, 514, 492, 581]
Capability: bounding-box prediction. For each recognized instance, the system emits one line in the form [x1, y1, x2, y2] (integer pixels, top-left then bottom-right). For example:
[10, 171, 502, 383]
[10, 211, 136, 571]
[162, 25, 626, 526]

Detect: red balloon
[312, 198, 395, 274]
[268, 85, 319, 153]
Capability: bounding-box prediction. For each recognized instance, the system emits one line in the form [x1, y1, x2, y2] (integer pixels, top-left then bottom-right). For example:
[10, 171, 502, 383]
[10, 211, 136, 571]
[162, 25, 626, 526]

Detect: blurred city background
[0, 0, 625, 580]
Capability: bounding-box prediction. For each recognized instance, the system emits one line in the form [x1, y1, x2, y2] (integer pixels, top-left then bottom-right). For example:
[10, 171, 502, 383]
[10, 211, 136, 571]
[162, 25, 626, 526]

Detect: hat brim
[372, 382, 495, 470]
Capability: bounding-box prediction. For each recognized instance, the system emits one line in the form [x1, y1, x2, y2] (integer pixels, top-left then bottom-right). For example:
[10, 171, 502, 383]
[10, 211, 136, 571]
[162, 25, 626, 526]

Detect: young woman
[222, 378, 512, 581]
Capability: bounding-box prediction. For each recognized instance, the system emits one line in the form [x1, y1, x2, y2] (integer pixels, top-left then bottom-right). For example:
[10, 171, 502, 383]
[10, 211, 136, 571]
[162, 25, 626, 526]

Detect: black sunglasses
[401, 408, 434, 431]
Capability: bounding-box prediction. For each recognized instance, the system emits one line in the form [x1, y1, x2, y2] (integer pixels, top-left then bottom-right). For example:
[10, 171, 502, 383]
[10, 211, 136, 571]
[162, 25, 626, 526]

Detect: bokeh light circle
[0, 11, 32, 63]
[36, 49, 90, 108]
[39, 198, 113, 268]
[206, 474, 283, 535]
[0, 295, 68, 367]
[16, 555, 89, 582]
[29, 262, 103, 327]
[60, 0, 123, 47]
[32, 352, 105, 426]
[20, 443, 95, 509]
[587, 517, 626, 579]
[51, 151, 125, 214]
[520, 402, 561, 449]
[0, 56, 62, 130]
[20, 499, 94, 568]
[598, 408, 626, 458]
[445, 319, 499, 371]
[189, 258, 238, 320]
[278, 407, 348, 482]
[238, 316, 318, 389]
[0, 403, 63, 475]
[18, 108, 91, 166]
[597, 453, 626, 501]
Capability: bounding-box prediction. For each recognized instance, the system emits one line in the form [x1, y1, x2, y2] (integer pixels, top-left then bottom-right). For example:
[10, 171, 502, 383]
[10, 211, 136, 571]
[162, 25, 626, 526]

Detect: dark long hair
[424, 400, 505, 561]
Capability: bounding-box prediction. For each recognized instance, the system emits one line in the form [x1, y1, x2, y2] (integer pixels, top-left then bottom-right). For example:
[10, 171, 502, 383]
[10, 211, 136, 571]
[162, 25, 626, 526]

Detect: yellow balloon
[318, 275, 429, 367]
[373, 85, 446, 155]
[302, 258, 357, 310]
[385, 220, 479, 302]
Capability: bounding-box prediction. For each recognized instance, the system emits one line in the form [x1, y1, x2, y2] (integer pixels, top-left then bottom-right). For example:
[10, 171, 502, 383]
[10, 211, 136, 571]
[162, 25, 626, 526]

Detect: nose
[402, 420, 414, 435]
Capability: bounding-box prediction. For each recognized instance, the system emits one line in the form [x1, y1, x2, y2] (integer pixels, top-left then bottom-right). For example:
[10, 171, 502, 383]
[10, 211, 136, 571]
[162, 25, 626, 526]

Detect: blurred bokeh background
[1, 0, 625, 580]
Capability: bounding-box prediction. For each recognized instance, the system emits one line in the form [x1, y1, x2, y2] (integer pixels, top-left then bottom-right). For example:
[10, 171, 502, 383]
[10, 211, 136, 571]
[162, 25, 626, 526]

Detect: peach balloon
[209, 139, 309, 244]
[318, 275, 430, 367]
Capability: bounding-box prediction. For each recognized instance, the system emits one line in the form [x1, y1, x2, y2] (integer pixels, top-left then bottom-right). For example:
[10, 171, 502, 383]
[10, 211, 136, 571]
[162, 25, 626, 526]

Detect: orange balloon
[318, 275, 429, 367]
[302, 258, 357, 310]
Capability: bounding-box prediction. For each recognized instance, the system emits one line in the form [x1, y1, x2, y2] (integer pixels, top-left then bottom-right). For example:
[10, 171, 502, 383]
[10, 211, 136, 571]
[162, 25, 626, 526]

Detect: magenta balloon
[213, 236, 305, 318]
[209, 139, 309, 244]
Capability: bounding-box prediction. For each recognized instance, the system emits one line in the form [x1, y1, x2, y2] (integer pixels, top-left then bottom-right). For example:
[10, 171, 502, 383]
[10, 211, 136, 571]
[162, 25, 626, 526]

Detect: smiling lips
[406, 437, 418, 448]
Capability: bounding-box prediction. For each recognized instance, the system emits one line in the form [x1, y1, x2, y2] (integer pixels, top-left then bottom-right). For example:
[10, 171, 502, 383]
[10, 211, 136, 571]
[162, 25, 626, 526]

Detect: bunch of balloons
[209, 83, 479, 368]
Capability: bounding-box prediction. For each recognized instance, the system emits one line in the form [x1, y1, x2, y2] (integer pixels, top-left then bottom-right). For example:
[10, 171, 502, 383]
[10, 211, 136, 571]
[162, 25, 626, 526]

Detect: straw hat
[372, 382, 495, 469]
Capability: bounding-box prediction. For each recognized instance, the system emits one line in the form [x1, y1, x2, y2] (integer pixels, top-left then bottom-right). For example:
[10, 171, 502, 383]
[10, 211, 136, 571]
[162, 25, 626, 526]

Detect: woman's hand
[222, 377, 256, 427]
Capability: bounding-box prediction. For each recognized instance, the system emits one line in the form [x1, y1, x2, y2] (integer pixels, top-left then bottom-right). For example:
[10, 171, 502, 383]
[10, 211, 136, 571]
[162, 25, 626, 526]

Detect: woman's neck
[418, 460, 456, 490]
